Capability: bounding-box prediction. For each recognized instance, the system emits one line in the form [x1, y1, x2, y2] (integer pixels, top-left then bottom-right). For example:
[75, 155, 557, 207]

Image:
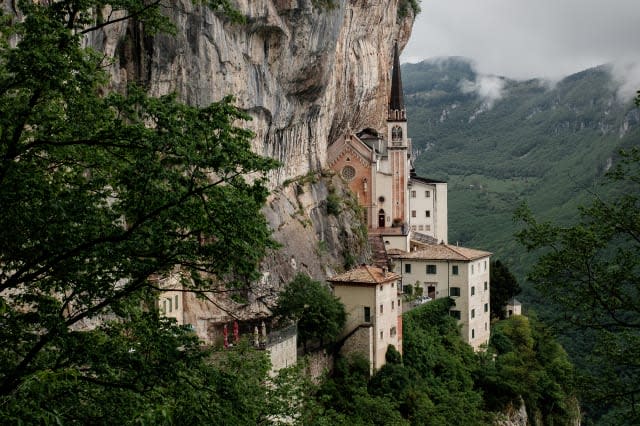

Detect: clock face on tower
[341, 165, 356, 181]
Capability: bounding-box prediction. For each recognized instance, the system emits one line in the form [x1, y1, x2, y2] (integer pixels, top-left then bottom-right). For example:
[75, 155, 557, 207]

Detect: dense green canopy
[0, 0, 278, 422]
[516, 147, 640, 423]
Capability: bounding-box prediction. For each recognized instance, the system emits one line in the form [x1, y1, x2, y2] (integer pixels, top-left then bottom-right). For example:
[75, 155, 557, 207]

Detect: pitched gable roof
[391, 243, 492, 261]
[328, 265, 400, 285]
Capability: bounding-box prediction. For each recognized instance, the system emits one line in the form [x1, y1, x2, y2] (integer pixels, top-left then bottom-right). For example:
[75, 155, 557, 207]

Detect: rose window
[341, 165, 356, 181]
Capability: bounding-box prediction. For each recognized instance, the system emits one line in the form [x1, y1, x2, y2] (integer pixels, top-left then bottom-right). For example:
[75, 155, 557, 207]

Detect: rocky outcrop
[86, 0, 415, 296]
[91, 0, 414, 186]
[260, 172, 369, 293]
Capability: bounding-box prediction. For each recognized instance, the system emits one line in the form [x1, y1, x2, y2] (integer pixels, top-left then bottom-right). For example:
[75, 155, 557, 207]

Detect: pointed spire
[388, 41, 406, 121]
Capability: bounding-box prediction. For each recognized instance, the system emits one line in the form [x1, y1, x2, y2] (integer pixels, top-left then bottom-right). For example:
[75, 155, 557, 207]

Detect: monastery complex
[326, 43, 491, 368]
[159, 44, 492, 373]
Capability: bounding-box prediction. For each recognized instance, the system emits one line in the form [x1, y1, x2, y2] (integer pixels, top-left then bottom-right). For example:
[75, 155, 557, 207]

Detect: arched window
[392, 125, 402, 141]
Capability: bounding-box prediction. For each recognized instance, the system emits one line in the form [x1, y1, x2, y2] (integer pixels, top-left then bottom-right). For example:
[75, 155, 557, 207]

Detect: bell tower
[386, 42, 410, 224]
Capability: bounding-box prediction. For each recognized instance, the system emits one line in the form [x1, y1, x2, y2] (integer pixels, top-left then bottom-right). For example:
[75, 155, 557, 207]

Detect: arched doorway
[378, 209, 386, 228]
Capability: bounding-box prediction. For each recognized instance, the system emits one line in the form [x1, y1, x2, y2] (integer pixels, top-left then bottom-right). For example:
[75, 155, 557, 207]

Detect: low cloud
[609, 61, 640, 103]
[459, 75, 506, 109]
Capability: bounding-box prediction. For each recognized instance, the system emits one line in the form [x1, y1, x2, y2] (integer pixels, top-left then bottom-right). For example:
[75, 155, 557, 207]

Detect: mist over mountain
[404, 57, 640, 282]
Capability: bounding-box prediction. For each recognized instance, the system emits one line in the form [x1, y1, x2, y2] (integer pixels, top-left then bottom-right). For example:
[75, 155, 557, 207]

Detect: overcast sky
[402, 0, 640, 82]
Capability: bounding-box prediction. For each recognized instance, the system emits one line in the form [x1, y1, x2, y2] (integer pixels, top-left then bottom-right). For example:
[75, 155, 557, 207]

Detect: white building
[408, 174, 448, 244]
[329, 265, 403, 373]
[390, 244, 492, 350]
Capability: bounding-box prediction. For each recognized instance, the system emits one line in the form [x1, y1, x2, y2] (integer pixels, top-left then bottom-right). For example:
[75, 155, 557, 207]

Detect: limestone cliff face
[94, 0, 413, 184]
[92, 0, 413, 285]
[94, 1, 414, 314]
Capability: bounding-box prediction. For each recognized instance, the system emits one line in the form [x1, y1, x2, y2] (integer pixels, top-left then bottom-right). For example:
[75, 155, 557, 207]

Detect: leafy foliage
[490, 260, 522, 319]
[398, 0, 421, 19]
[0, 0, 278, 420]
[515, 148, 640, 423]
[298, 298, 577, 425]
[481, 316, 577, 424]
[274, 274, 346, 349]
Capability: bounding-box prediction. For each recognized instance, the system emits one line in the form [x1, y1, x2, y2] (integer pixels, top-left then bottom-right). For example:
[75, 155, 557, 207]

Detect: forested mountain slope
[404, 58, 640, 281]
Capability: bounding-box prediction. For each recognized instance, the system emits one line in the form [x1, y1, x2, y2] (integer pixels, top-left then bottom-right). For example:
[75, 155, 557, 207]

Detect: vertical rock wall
[95, 0, 414, 185]
[91, 0, 414, 290]
[88, 1, 414, 314]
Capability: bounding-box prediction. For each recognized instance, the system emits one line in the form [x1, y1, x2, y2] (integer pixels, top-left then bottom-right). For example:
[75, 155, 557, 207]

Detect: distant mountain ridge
[403, 57, 640, 280]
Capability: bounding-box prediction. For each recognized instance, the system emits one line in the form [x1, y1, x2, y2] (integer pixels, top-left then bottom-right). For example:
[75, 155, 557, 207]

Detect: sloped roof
[389, 42, 404, 112]
[328, 265, 399, 285]
[390, 243, 492, 261]
[409, 176, 447, 185]
[409, 169, 447, 184]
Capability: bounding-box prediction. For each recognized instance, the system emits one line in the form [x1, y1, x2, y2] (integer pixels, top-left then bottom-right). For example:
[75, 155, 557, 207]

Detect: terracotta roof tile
[328, 265, 400, 285]
[390, 243, 492, 261]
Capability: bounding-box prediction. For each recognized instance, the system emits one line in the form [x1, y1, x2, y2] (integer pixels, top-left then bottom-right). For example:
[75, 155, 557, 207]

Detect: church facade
[328, 43, 490, 351]
[327, 43, 447, 245]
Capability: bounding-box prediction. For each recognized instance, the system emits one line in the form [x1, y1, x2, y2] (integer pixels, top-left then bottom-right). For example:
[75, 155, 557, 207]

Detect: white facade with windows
[329, 266, 403, 372]
[391, 244, 491, 350]
[408, 177, 448, 244]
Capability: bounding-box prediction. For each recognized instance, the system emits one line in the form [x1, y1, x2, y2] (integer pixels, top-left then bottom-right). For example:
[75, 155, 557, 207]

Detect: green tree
[515, 147, 640, 423]
[0, 0, 279, 421]
[274, 274, 346, 350]
[402, 298, 489, 425]
[490, 259, 522, 319]
[480, 316, 576, 424]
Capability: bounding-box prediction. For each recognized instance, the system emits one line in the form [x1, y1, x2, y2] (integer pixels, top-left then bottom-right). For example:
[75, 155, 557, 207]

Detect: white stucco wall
[267, 333, 297, 374]
[393, 255, 490, 350]
[408, 181, 448, 244]
[334, 279, 401, 371]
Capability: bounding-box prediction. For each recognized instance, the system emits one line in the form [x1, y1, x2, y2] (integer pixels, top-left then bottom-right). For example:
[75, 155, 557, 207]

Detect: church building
[327, 43, 447, 248]
[328, 43, 490, 350]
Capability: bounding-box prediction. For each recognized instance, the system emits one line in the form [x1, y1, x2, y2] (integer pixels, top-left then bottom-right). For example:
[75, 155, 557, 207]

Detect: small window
[471, 286, 475, 296]
[391, 282, 394, 288]
[450, 310, 461, 320]
[425, 210, 431, 217]
[484, 260, 487, 271]
[167, 298, 172, 313]
[472, 329, 475, 339]
[379, 285, 383, 292]
[484, 281, 488, 291]
[411, 210, 416, 218]
[425, 190, 431, 197]
[450, 287, 460, 297]
[380, 304, 383, 314]
[426, 265, 437, 274]
[411, 190, 416, 198]
[471, 309, 475, 319]
[398, 298, 401, 308]
[390, 326, 397, 337]
[485, 322, 488, 331]
[175, 295, 179, 308]
[405, 263, 412, 273]
[484, 303, 489, 313]
[392, 301, 395, 310]
[162, 300, 167, 313]
[364, 307, 371, 322]
[471, 264, 474, 274]
[380, 331, 384, 340]
[452, 265, 459, 275]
